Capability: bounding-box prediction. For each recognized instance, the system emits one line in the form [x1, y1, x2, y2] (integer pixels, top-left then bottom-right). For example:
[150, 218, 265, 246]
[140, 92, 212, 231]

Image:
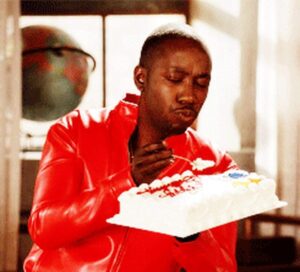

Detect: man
[24, 23, 237, 271]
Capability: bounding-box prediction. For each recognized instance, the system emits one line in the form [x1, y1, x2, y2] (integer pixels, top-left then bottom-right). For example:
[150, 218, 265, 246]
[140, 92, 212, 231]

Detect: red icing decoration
[137, 175, 202, 198]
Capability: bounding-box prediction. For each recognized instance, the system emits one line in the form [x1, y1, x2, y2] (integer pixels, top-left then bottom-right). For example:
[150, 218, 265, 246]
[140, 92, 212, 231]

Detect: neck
[131, 122, 165, 151]
[132, 98, 167, 148]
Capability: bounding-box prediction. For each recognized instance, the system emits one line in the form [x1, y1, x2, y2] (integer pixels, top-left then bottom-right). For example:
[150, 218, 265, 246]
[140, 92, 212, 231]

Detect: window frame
[21, 0, 189, 107]
[21, 0, 190, 18]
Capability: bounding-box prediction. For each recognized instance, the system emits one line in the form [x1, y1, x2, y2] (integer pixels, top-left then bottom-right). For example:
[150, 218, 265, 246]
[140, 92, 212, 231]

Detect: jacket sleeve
[28, 117, 135, 250]
[174, 222, 237, 272]
[173, 146, 238, 271]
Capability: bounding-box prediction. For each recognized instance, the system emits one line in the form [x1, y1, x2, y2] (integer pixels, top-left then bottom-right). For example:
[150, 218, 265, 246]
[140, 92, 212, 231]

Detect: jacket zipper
[111, 227, 130, 272]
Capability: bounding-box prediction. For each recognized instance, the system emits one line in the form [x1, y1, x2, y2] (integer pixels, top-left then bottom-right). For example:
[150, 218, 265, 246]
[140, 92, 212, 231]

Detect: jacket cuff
[109, 166, 136, 198]
[175, 233, 200, 243]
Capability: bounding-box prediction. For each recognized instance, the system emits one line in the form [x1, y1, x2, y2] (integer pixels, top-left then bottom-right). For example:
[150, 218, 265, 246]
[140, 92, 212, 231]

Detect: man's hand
[130, 142, 174, 185]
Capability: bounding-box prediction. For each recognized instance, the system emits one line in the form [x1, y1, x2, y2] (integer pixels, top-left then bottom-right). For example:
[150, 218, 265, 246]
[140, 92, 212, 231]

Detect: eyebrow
[196, 74, 211, 80]
[169, 67, 211, 79]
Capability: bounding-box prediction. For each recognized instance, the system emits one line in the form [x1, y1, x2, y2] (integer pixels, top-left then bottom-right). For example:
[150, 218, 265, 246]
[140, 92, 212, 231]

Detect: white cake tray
[107, 201, 287, 238]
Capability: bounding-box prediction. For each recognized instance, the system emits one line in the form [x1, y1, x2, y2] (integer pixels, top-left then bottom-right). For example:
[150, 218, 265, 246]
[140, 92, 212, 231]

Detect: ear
[134, 65, 146, 92]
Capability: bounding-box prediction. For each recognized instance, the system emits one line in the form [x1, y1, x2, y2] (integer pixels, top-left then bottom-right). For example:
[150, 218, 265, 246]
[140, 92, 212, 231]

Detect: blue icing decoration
[228, 171, 248, 179]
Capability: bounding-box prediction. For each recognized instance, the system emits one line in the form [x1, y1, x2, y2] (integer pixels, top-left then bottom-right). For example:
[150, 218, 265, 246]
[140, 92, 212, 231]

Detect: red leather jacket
[24, 94, 237, 272]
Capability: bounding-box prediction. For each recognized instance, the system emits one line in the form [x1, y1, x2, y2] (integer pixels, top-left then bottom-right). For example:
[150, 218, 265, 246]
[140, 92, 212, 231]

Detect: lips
[174, 106, 196, 115]
[173, 107, 197, 121]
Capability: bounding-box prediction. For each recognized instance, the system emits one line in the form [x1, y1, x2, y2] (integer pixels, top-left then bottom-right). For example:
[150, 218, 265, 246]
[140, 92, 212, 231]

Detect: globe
[22, 25, 95, 121]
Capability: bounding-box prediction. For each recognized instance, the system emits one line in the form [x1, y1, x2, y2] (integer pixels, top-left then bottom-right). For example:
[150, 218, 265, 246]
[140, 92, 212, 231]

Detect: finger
[134, 149, 173, 166]
[142, 142, 168, 153]
[137, 157, 174, 176]
[134, 143, 172, 160]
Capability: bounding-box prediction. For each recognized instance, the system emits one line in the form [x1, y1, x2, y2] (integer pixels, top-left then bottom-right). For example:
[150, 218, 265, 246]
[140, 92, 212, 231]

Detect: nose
[176, 80, 196, 105]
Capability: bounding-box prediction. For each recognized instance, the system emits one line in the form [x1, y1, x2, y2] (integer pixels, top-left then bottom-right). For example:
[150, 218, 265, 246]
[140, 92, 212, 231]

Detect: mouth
[173, 107, 197, 122]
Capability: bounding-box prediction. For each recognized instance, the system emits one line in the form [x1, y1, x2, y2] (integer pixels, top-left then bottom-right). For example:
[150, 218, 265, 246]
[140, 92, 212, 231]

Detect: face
[135, 38, 212, 137]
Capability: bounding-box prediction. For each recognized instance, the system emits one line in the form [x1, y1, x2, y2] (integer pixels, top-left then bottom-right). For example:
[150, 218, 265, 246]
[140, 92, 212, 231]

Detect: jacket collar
[108, 93, 140, 141]
[113, 93, 139, 122]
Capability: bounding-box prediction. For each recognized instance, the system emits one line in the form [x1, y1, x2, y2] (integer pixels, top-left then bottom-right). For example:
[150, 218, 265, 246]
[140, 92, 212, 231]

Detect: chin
[161, 120, 191, 137]
[170, 126, 188, 136]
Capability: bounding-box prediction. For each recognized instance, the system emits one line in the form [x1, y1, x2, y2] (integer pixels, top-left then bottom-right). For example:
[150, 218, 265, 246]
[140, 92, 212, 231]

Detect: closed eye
[194, 77, 210, 89]
[169, 78, 182, 83]
[194, 82, 209, 88]
[167, 76, 184, 84]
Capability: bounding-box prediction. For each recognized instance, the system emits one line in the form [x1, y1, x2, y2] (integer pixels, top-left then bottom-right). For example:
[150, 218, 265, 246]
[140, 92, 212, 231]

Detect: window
[20, 0, 188, 152]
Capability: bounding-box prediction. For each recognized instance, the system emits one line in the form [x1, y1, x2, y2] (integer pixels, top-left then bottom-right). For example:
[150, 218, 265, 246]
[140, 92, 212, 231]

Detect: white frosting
[108, 170, 287, 237]
[191, 158, 215, 171]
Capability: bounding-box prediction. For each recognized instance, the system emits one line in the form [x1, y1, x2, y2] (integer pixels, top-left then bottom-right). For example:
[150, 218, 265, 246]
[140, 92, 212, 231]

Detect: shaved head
[139, 23, 211, 68]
